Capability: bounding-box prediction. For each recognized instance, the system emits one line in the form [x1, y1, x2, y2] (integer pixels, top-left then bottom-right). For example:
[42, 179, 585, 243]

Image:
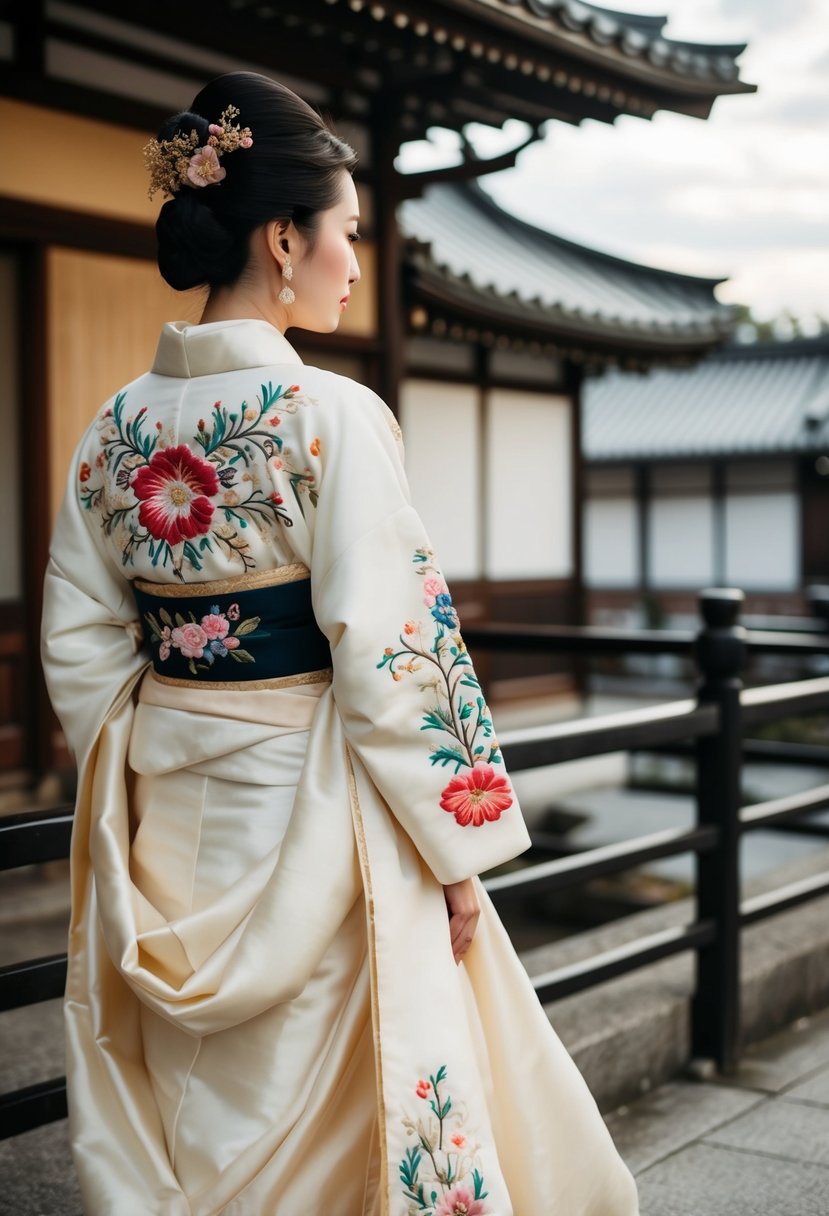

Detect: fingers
[443, 878, 481, 964]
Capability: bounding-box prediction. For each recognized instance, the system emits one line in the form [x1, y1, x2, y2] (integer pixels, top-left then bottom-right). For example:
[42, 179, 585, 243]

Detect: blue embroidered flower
[432, 593, 459, 629]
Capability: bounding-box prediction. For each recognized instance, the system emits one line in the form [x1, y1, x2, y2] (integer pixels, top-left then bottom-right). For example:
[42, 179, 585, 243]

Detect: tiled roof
[583, 337, 829, 460]
[482, 1, 752, 89]
[399, 182, 734, 353]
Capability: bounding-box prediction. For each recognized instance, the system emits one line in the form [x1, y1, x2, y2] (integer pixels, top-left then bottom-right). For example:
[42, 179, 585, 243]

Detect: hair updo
[154, 71, 358, 292]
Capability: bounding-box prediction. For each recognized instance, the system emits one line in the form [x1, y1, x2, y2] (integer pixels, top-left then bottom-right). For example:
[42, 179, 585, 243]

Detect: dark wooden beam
[373, 96, 406, 416]
[18, 244, 54, 779]
[396, 126, 542, 200]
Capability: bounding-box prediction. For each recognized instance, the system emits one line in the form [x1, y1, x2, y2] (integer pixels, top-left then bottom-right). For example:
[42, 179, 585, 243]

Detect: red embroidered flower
[78, 461, 91, 482]
[440, 763, 513, 828]
[131, 444, 219, 545]
[415, 1079, 431, 1099]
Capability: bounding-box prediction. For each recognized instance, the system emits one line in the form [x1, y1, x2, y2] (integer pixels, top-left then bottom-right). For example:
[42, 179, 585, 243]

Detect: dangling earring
[279, 256, 295, 306]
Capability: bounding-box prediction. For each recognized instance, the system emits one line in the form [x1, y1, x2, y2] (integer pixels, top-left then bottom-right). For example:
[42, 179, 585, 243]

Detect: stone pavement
[607, 1005, 829, 1216]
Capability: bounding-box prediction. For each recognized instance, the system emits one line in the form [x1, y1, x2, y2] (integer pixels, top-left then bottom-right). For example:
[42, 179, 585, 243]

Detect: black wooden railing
[4, 587, 829, 1138]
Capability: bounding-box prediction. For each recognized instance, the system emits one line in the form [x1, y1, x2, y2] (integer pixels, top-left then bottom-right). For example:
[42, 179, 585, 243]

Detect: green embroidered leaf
[428, 746, 467, 771]
[144, 612, 163, 640]
[421, 708, 452, 732]
[472, 1170, 488, 1200]
[229, 648, 255, 663]
[174, 612, 187, 628]
[188, 659, 197, 676]
[474, 745, 485, 755]
[159, 607, 173, 628]
[460, 675, 481, 688]
[182, 541, 204, 569]
[233, 617, 261, 636]
[440, 1098, 452, 1118]
[458, 701, 473, 720]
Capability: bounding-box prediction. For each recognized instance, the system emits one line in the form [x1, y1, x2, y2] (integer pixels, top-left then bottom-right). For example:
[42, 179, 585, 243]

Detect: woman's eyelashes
[348, 231, 362, 243]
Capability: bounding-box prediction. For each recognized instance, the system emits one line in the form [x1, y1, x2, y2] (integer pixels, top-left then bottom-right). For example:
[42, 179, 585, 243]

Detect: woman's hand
[443, 878, 481, 965]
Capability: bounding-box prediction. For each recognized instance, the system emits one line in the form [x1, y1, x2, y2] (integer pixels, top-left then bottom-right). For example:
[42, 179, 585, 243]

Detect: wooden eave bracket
[395, 124, 543, 200]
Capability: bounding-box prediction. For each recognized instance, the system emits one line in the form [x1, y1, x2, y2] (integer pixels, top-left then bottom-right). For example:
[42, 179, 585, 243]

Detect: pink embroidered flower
[186, 145, 226, 187]
[227, 603, 241, 621]
[208, 123, 222, 136]
[240, 135, 253, 149]
[415, 1079, 431, 1099]
[170, 622, 208, 659]
[158, 625, 172, 662]
[131, 444, 219, 545]
[440, 763, 513, 828]
[422, 575, 448, 607]
[200, 611, 230, 641]
[450, 1133, 467, 1149]
[403, 620, 417, 635]
[79, 461, 91, 483]
[435, 1186, 486, 1215]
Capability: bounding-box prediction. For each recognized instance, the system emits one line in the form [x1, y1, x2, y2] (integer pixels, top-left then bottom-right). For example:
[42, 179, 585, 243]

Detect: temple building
[0, 0, 754, 777]
[583, 335, 829, 626]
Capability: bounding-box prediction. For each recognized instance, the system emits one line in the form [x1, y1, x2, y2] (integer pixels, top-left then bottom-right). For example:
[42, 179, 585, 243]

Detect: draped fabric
[41, 319, 639, 1215]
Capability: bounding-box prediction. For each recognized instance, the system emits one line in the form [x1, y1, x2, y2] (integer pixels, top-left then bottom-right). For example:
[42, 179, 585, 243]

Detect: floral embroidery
[131, 444, 218, 544]
[80, 382, 318, 579]
[143, 603, 264, 676]
[377, 549, 512, 826]
[400, 1065, 489, 1214]
[439, 765, 513, 827]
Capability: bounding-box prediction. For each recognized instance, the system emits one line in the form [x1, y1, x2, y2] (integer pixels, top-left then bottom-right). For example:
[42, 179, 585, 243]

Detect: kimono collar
[152, 318, 303, 378]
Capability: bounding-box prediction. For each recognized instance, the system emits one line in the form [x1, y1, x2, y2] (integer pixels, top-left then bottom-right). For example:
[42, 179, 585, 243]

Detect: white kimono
[41, 318, 639, 1216]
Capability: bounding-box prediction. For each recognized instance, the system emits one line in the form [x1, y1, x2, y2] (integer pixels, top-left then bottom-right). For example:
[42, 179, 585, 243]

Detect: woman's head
[152, 71, 361, 332]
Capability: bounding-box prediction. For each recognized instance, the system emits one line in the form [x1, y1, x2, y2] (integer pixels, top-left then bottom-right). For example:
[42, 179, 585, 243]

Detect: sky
[397, 0, 829, 326]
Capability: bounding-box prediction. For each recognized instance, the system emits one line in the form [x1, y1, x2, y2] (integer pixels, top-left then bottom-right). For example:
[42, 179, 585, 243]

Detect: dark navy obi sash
[132, 564, 332, 689]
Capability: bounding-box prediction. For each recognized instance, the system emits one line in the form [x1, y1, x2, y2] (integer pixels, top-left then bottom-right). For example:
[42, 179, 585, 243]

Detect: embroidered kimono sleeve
[307, 383, 531, 886]
[41, 448, 149, 768]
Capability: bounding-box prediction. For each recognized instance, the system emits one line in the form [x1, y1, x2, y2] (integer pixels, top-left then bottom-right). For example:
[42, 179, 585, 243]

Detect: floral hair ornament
[143, 105, 253, 199]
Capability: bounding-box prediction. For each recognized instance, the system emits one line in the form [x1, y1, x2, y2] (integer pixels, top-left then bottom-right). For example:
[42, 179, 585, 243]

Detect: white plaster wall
[725, 492, 800, 590]
[399, 379, 481, 579]
[650, 496, 715, 587]
[584, 497, 638, 587]
[484, 389, 572, 580]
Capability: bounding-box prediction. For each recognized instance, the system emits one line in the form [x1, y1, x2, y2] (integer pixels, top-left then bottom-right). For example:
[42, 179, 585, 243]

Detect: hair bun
[155, 191, 246, 291]
[156, 108, 209, 145]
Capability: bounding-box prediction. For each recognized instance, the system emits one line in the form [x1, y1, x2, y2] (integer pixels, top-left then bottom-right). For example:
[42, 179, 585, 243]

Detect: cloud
[474, 0, 829, 318]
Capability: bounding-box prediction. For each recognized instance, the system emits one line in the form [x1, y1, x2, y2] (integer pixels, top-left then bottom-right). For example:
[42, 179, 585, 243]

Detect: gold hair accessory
[143, 105, 253, 200]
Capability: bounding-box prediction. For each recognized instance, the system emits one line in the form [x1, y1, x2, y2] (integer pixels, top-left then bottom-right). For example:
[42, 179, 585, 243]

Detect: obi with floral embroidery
[132, 565, 331, 687]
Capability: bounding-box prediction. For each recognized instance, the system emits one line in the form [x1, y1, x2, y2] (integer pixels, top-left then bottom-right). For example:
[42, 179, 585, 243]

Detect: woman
[41, 71, 639, 1216]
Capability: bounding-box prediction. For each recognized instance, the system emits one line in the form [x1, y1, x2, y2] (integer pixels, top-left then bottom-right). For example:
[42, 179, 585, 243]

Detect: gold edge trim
[344, 744, 390, 1216]
[149, 667, 332, 692]
[134, 563, 310, 598]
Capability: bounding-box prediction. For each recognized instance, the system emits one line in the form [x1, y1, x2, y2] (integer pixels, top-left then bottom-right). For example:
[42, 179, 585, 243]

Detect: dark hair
[154, 72, 357, 292]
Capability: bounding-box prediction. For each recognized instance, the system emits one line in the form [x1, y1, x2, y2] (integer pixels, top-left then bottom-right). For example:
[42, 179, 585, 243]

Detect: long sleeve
[41, 447, 149, 769]
[275, 376, 531, 885]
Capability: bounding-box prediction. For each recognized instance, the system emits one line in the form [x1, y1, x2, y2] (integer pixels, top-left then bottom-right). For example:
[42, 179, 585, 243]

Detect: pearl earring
[279, 256, 295, 306]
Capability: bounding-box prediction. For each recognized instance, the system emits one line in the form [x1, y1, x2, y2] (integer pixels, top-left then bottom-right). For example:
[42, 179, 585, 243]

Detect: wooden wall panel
[46, 247, 203, 518]
[1, 97, 156, 225]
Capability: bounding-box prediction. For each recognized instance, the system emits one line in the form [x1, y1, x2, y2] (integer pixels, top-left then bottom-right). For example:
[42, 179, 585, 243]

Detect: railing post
[691, 587, 746, 1074]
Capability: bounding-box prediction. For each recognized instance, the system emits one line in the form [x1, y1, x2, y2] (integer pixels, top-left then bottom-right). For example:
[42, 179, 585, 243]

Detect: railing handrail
[463, 622, 829, 658]
[6, 586, 829, 1138]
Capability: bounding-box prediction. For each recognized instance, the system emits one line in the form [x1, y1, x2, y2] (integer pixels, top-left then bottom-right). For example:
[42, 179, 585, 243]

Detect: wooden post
[691, 587, 746, 1072]
[371, 98, 404, 416]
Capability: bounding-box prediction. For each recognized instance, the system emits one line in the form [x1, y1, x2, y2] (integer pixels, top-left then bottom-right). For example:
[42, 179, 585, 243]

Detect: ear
[264, 219, 302, 271]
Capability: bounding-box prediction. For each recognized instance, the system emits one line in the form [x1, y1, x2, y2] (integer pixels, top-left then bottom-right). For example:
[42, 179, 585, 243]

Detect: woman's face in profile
[292, 171, 361, 333]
